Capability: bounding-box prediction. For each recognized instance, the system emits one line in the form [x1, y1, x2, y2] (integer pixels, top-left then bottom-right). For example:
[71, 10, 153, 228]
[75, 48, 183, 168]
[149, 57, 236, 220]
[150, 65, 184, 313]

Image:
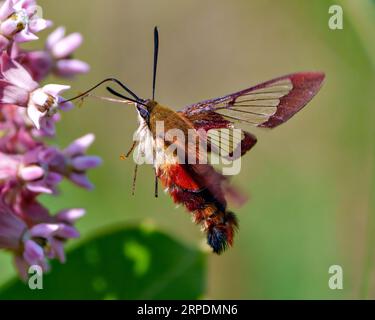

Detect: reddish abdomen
[157, 163, 237, 254]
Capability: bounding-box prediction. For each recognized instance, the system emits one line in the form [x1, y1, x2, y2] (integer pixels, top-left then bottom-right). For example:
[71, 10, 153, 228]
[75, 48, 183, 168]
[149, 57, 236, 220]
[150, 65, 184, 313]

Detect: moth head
[137, 99, 157, 121]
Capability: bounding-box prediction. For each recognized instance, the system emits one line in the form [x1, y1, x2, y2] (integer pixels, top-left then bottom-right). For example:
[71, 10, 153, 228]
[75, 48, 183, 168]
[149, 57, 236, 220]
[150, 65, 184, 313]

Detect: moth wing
[180, 72, 324, 159]
[181, 72, 325, 128]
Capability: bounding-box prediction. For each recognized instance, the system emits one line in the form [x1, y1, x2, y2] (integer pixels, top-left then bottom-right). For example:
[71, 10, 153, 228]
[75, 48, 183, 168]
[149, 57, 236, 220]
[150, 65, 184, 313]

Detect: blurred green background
[1, 0, 375, 299]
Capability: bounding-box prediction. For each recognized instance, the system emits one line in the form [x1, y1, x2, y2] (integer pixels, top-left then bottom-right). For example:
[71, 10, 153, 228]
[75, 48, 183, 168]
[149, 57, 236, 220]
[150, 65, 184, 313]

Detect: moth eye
[140, 109, 148, 118]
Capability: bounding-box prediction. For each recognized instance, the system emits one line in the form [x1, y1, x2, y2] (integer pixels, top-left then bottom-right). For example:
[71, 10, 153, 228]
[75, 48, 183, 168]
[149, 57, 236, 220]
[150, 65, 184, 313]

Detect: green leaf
[0, 225, 207, 300]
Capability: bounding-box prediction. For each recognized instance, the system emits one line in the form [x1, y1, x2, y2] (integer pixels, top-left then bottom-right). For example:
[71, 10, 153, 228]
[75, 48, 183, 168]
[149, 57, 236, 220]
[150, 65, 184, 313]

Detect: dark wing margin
[258, 72, 325, 128]
[181, 72, 325, 129]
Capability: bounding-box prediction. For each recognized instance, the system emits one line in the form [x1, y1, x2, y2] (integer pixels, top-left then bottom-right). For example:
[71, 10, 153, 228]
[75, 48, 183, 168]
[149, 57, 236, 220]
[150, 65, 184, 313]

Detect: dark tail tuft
[206, 211, 238, 254]
[207, 226, 228, 254]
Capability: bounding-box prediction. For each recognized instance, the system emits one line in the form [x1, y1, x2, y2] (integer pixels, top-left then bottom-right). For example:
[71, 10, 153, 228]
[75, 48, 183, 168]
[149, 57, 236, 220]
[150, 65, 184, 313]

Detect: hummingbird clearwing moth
[67, 27, 325, 254]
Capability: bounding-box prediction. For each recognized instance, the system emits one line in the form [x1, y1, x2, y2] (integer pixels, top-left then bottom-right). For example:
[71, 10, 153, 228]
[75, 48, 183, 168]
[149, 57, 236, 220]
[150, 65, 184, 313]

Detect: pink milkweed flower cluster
[0, 0, 100, 279]
[0, 0, 51, 50]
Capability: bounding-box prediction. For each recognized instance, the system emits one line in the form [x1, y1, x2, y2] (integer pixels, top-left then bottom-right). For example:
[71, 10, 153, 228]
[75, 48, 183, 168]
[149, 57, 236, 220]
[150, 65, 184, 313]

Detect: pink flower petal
[72, 156, 102, 171]
[13, 0, 28, 11]
[0, 80, 30, 106]
[56, 224, 80, 239]
[52, 32, 83, 59]
[55, 59, 90, 77]
[19, 200, 51, 225]
[30, 223, 59, 238]
[20, 50, 52, 82]
[42, 84, 70, 96]
[27, 103, 45, 129]
[0, 202, 26, 249]
[29, 18, 51, 33]
[23, 239, 44, 265]
[39, 147, 62, 166]
[0, 53, 38, 91]
[30, 88, 48, 106]
[46, 172, 63, 185]
[58, 99, 74, 111]
[64, 134, 95, 157]
[9, 42, 20, 59]
[19, 165, 44, 181]
[0, 0, 14, 21]
[0, 35, 10, 51]
[22, 0, 37, 14]
[56, 208, 86, 224]
[0, 156, 17, 181]
[26, 181, 53, 194]
[69, 172, 94, 190]
[14, 29, 39, 43]
[50, 238, 65, 263]
[46, 26, 65, 51]
[37, 116, 57, 137]
[0, 19, 19, 37]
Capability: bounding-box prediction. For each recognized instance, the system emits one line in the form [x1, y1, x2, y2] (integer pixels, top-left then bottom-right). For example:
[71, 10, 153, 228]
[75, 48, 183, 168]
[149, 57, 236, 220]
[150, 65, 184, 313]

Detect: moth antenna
[152, 26, 159, 100]
[132, 164, 138, 196]
[106, 87, 148, 107]
[106, 86, 129, 100]
[111, 78, 141, 101]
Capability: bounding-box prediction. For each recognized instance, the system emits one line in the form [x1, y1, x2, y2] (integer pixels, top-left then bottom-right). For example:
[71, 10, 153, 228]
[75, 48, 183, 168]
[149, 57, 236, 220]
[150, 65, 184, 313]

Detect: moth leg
[121, 141, 138, 160]
[131, 164, 138, 196]
[126, 141, 138, 158]
[154, 168, 158, 198]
